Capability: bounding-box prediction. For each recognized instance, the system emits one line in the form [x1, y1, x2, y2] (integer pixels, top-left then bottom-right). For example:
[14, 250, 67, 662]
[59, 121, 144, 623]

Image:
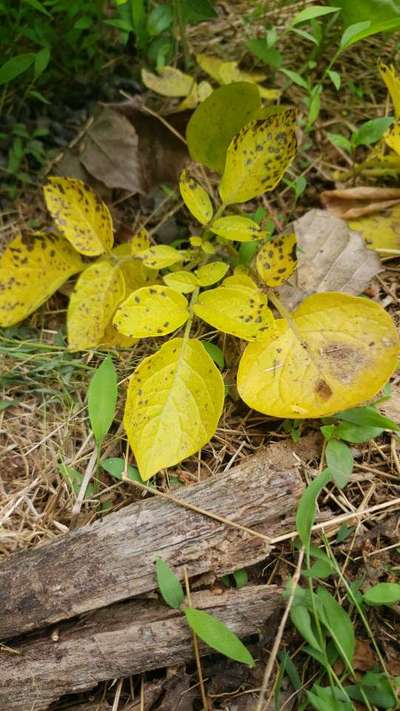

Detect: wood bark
[0, 449, 302, 640]
[0, 585, 282, 711]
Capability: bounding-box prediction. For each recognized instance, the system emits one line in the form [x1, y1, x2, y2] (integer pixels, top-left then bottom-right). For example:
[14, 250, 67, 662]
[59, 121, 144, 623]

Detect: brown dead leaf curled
[321, 186, 400, 219]
[278, 209, 383, 310]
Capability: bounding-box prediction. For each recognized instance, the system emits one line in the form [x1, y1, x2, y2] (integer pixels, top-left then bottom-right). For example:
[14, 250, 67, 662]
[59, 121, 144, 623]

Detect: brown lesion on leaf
[315, 378, 333, 400]
[323, 342, 368, 384]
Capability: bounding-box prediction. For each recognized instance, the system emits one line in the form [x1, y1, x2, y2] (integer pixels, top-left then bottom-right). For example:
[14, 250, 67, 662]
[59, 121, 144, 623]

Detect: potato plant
[0, 85, 398, 481]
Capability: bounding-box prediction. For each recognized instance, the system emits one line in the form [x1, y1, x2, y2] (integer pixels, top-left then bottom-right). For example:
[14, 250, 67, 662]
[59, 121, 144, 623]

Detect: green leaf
[23, 0, 52, 17]
[325, 439, 353, 488]
[317, 587, 355, 670]
[326, 131, 352, 152]
[246, 39, 283, 68]
[0, 399, 17, 411]
[58, 463, 95, 497]
[339, 17, 400, 50]
[296, 468, 332, 546]
[353, 116, 394, 146]
[186, 82, 261, 173]
[74, 16, 92, 29]
[335, 421, 384, 443]
[180, 0, 217, 24]
[327, 69, 341, 90]
[307, 84, 322, 125]
[346, 672, 397, 708]
[146, 4, 173, 36]
[290, 604, 322, 651]
[101, 457, 141, 482]
[291, 5, 340, 25]
[0, 53, 35, 86]
[335, 0, 400, 25]
[340, 20, 372, 48]
[155, 559, 185, 609]
[88, 355, 118, 449]
[336, 405, 399, 430]
[280, 68, 309, 89]
[202, 341, 225, 369]
[33, 47, 50, 80]
[233, 569, 248, 588]
[184, 607, 255, 666]
[131, 0, 147, 49]
[363, 582, 400, 606]
[308, 685, 353, 711]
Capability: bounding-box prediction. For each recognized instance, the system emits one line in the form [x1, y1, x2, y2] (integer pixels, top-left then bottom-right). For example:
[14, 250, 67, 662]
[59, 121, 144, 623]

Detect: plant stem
[184, 568, 209, 710]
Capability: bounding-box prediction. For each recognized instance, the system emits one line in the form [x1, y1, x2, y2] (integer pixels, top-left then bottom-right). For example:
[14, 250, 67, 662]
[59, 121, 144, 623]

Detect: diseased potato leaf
[196, 261, 229, 286]
[179, 170, 213, 225]
[193, 284, 275, 340]
[256, 232, 297, 286]
[0, 232, 84, 327]
[219, 107, 297, 205]
[163, 270, 198, 294]
[113, 285, 189, 338]
[223, 272, 258, 289]
[237, 292, 399, 418]
[123, 337, 225, 479]
[379, 63, 400, 118]
[44, 177, 114, 256]
[130, 227, 151, 255]
[67, 260, 125, 350]
[210, 215, 264, 242]
[111, 244, 158, 290]
[140, 244, 185, 269]
[186, 82, 261, 173]
[348, 204, 400, 256]
[141, 66, 195, 97]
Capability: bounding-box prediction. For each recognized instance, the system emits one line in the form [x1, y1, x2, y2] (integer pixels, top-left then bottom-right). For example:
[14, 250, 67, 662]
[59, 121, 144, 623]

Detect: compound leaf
[67, 260, 125, 350]
[186, 82, 261, 173]
[219, 107, 297, 205]
[179, 170, 213, 225]
[44, 177, 114, 256]
[140, 244, 185, 269]
[123, 337, 224, 479]
[196, 261, 229, 286]
[237, 292, 399, 418]
[256, 232, 297, 286]
[163, 270, 198, 294]
[210, 215, 264, 242]
[193, 284, 275, 340]
[113, 285, 189, 338]
[0, 232, 84, 327]
[141, 66, 195, 97]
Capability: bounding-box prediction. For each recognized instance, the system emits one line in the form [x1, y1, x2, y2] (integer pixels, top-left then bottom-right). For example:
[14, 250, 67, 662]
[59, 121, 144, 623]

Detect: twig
[184, 567, 209, 711]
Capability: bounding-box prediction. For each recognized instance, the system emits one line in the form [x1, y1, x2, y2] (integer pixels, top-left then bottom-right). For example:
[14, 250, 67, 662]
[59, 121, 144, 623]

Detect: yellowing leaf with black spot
[380, 64, 400, 118]
[44, 178, 113, 256]
[219, 107, 297, 205]
[99, 322, 137, 349]
[195, 261, 229, 286]
[223, 273, 258, 289]
[113, 285, 189, 338]
[123, 337, 225, 479]
[139, 245, 185, 269]
[193, 284, 274, 341]
[141, 66, 195, 97]
[186, 82, 261, 173]
[210, 215, 265, 242]
[237, 292, 399, 419]
[384, 122, 400, 156]
[111, 244, 158, 291]
[0, 232, 84, 327]
[67, 261, 125, 350]
[256, 232, 297, 287]
[163, 270, 198, 294]
[348, 205, 400, 258]
[179, 170, 213, 225]
[130, 227, 151, 256]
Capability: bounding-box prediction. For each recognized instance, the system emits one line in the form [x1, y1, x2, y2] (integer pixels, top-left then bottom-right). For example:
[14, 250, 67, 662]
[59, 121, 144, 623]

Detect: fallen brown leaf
[352, 639, 377, 671]
[321, 187, 400, 219]
[278, 209, 383, 310]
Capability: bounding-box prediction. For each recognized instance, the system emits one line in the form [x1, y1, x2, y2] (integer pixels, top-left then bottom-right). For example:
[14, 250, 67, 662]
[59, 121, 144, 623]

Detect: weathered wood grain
[0, 448, 302, 640]
[0, 585, 282, 711]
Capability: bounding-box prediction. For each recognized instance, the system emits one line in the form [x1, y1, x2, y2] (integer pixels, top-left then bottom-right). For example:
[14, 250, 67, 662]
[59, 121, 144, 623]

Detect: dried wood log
[0, 448, 303, 640]
[0, 585, 282, 711]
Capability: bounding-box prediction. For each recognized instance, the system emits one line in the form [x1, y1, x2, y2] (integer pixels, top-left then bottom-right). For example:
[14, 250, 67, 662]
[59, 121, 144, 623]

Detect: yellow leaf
[113, 285, 189, 338]
[256, 232, 297, 287]
[237, 292, 399, 418]
[99, 322, 137, 349]
[348, 205, 400, 257]
[179, 170, 213, 225]
[219, 61, 266, 85]
[219, 108, 297, 205]
[67, 261, 125, 350]
[43, 177, 113, 256]
[174, 81, 200, 111]
[379, 64, 400, 118]
[198, 80, 213, 101]
[196, 54, 280, 100]
[384, 122, 400, 156]
[210, 215, 264, 242]
[130, 227, 151, 255]
[163, 270, 198, 294]
[196, 53, 229, 83]
[139, 244, 185, 269]
[223, 273, 258, 289]
[190, 236, 202, 247]
[123, 337, 225, 479]
[193, 284, 274, 340]
[141, 66, 195, 97]
[0, 232, 84, 327]
[111, 243, 158, 290]
[257, 86, 282, 100]
[195, 261, 229, 286]
[201, 240, 216, 255]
